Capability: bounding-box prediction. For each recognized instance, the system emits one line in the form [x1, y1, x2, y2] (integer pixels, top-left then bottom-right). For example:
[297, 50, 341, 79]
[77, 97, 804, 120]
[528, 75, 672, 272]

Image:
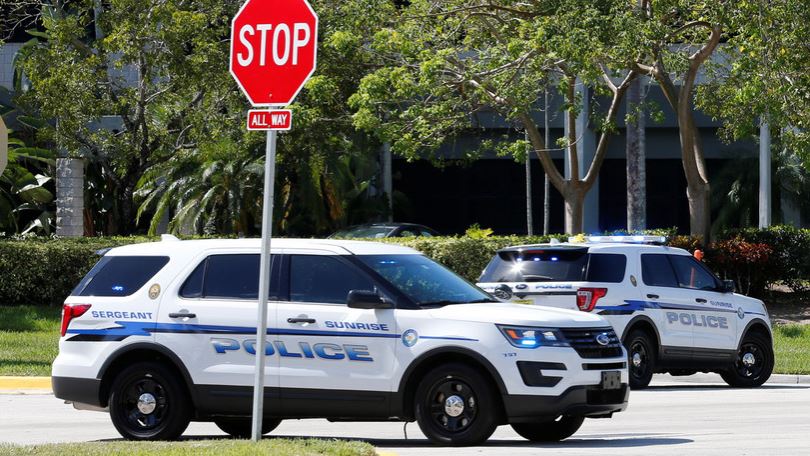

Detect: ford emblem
[596, 333, 611, 346]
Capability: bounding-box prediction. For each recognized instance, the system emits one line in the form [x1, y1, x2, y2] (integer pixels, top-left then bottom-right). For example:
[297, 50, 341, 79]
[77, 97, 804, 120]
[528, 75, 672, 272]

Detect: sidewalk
[2, 372, 808, 395]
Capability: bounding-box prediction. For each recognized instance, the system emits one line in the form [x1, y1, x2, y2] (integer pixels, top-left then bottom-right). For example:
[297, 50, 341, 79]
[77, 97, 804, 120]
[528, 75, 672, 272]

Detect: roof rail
[161, 234, 181, 242]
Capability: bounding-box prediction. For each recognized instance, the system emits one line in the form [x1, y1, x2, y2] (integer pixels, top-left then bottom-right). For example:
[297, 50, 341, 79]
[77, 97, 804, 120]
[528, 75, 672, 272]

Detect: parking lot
[2, 375, 808, 455]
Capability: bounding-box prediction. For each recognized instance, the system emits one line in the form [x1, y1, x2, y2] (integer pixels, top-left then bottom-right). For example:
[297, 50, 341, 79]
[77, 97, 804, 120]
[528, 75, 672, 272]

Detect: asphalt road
[2, 375, 809, 455]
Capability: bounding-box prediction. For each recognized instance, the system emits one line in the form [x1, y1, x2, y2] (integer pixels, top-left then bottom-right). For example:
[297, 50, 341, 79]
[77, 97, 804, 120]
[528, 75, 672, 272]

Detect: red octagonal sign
[230, 0, 318, 107]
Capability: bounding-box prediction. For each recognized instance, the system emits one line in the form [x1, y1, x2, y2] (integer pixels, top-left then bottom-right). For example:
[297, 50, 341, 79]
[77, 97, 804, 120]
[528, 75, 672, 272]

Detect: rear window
[73, 256, 169, 297]
[479, 249, 626, 283]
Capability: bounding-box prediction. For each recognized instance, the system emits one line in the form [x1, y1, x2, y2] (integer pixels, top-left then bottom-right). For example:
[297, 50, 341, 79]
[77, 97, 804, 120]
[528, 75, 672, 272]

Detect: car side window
[203, 254, 261, 299]
[669, 255, 719, 291]
[179, 254, 279, 300]
[75, 256, 170, 297]
[640, 254, 679, 288]
[290, 255, 375, 304]
[586, 254, 627, 283]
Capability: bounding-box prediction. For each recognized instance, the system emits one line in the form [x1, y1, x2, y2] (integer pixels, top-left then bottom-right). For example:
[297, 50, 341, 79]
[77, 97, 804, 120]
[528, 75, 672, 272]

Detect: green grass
[773, 324, 810, 375]
[0, 439, 376, 456]
[0, 306, 60, 376]
[2, 305, 810, 377]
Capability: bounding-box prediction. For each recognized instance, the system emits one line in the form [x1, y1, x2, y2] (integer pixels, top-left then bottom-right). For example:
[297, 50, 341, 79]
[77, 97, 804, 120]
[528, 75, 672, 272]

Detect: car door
[667, 254, 738, 353]
[156, 251, 282, 415]
[639, 253, 694, 357]
[275, 251, 397, 417]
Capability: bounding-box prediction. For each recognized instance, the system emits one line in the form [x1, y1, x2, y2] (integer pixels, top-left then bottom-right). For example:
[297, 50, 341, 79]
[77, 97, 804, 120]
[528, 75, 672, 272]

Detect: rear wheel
[108, 362, 191, 440]
[625, 329, 656, 389]
[215, 418, 281, 438]
[414, 363, 499, 446]
[720, 332, 773, 388]
[511, 416, 585, 442]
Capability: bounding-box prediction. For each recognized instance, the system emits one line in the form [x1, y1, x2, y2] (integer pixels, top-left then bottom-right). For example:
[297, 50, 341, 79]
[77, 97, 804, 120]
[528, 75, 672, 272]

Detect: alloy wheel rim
[736, 342, 764, 378]
[630, 340, 649, 380]
[427, 378, 478, 433]
[120, 376, 169, 431]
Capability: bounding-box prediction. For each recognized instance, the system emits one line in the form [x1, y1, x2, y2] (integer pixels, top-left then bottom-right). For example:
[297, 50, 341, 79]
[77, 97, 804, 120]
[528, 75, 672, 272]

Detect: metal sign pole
[251, 129, 277, 441]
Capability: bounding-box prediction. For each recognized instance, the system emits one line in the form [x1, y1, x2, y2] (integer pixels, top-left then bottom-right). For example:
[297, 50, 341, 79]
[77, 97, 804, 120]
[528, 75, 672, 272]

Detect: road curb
[0, 376, 52, 393]
[656, 372, 810, 385]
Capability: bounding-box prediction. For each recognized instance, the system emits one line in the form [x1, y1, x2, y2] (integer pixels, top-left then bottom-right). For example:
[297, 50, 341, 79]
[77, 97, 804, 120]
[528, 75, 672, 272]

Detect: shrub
[0, 226, 807, 307]
[706, 237, 773, 296]
[0, 236, 155, 306]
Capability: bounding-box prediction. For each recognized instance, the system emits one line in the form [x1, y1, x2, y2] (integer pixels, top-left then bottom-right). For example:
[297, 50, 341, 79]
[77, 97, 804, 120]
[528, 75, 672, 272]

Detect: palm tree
[136, 142, 264, 236]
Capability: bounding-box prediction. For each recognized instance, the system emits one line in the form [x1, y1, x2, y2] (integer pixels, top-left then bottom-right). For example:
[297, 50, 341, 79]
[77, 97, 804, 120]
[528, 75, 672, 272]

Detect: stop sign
[230, 0, 318, 107]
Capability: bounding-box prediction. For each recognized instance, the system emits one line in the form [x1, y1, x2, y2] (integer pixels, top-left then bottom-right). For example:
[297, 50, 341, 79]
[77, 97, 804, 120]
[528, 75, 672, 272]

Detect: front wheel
[625, 329, 656, 389]
[414, 363, 499, 446]
[108, 362, 191, 440]
[511, 415, 585, 442]
[215, 418, 281, 438]
[720, 332, 774, 387]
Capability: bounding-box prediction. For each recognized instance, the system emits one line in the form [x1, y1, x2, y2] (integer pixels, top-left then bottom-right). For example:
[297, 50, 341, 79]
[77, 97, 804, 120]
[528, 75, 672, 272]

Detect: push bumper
[503, 384, 629, 423]
[52, 376, 103, 407]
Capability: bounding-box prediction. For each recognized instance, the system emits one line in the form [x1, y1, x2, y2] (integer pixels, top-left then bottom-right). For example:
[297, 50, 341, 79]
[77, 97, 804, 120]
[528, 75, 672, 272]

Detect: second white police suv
[477, 236, 774, 389]
[53, 237, 628, 445]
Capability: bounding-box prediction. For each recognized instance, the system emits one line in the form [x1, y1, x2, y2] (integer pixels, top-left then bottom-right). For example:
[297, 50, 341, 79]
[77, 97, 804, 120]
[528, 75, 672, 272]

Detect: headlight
[497, 325, 570, 349]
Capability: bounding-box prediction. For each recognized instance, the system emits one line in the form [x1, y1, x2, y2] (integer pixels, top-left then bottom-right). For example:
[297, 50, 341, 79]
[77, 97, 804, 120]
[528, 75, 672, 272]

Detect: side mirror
[721, 280, 735, 293]
[347, 290, 393, 309]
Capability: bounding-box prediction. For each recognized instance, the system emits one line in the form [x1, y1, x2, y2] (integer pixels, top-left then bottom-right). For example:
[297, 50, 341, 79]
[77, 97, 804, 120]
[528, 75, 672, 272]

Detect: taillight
[576, 288, 607, 312]
[61, 304, 92, 337]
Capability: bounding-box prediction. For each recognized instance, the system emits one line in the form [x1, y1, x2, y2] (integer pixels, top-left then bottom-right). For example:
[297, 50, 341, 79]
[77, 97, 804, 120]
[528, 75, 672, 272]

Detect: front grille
[561, 327, 623, 359]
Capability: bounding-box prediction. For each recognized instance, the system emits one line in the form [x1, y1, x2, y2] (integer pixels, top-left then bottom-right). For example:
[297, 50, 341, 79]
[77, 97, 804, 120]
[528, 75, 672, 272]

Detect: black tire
[215, 418, 281, 438]
[625, 329, 656, 390]
[108, 362, 191, 440]
[511, 416, 585, 442]
[414, 362, 499, 446]
[720, 332, 774, 388]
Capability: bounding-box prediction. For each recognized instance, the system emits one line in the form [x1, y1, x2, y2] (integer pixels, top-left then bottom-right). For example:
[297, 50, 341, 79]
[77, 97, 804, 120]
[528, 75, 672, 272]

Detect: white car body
[477, 240, 774, 388]
[53, 238, 628, 443]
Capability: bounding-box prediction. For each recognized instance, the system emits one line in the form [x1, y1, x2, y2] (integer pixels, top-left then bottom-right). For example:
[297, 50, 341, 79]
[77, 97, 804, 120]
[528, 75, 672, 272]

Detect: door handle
[169, 312, 196, 319]
[646, 294, 659, 300]
[287, 317, 316, 324]
[695, 298, 707, 303]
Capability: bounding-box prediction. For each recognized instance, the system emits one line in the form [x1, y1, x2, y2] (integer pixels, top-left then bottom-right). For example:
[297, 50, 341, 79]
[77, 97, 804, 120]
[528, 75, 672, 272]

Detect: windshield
[357, 255, 495, 306]
[480, 249, 588, 282]
[332, 226, 393, 239]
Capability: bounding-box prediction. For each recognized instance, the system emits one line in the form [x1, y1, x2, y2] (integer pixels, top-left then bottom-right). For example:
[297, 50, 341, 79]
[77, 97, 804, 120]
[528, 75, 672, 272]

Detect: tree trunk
[626, 78, 646, 231]
[687, 181, 711, 243]
[563, 184, 585, 234]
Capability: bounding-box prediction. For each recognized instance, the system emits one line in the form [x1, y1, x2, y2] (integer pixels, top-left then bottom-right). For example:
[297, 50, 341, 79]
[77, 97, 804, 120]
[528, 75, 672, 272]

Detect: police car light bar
[568, 235, 667, 244]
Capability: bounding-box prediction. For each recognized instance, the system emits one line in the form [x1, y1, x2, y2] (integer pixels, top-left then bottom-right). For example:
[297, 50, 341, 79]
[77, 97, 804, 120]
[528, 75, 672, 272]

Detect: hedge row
[0, 227, 808, 306]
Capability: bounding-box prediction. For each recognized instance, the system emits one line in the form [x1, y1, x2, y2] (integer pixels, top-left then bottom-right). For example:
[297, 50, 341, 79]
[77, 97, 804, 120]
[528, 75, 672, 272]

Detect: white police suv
[477, 236, 774, 390]
[53, 237, 629, 445]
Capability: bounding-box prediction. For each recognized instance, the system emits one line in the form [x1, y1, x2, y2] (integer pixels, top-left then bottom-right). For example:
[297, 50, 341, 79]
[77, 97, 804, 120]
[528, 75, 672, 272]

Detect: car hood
[428, 302, 610, 328]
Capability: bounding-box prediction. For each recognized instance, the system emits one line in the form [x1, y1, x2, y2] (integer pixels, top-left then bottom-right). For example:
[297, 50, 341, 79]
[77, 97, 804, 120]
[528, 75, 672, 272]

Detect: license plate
[601, 371, 622, 390]
[512, 299, 533, 305]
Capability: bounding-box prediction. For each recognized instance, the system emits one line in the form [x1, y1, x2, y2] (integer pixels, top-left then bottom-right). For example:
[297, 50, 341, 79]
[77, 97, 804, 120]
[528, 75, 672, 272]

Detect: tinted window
[479, 249, 588, 282]
[586, 254, 626, 283]
[76, 256, 169, 297]
[669, 255, 719, 291]
[290, 255, 375, 304]
[641, 254, 678, 287]
[179, 261, 205, 298]
[358, 255, 494, 306]
[203, 255, 260, 299]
